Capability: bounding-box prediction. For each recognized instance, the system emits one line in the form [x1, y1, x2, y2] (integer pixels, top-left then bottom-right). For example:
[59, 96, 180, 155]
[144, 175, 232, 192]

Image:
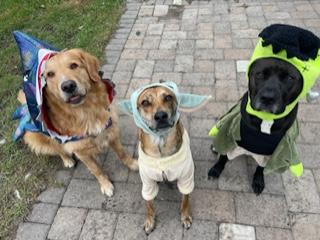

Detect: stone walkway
[15, 0, 320, 239]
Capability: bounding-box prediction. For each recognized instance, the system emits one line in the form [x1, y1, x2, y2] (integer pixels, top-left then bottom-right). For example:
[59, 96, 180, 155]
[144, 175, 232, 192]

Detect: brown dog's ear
[78, 49, 101, 82]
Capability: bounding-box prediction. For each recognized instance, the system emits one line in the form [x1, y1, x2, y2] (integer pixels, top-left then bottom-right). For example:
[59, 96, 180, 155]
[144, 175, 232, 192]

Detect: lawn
[0, 0, 124, 239]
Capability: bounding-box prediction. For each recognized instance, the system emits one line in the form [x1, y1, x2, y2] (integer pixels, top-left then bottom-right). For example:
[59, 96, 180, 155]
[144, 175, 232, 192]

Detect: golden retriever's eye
[164, 95, 173, 102]
[47, 71, 55, 78]
[70, 63, 78, 70]
[141, 100, 151, 107]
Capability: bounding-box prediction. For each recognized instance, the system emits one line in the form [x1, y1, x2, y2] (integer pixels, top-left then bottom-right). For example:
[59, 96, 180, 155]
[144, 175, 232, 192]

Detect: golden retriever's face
[43, 49, 100, 105]
[137, 86, 178, 132]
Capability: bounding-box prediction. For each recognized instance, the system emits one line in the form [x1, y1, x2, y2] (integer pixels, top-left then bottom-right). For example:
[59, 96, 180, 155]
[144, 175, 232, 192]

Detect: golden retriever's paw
[181, 215, 192, 229]
[61, 156, 75, 168]
[100, 180, 114, 197]
[128, 159, 139, 171]
[144, 217, 155, 235]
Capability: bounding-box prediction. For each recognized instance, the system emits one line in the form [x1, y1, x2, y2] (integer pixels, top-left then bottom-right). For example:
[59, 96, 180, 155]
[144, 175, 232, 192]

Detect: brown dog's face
[43, 49, 100, 105]
[137, 86, 178, 133]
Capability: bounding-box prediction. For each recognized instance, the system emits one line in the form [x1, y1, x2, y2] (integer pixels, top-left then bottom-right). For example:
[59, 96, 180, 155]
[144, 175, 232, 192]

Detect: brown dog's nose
[61, 80, 77, 93]
[154, 111, 168, 122]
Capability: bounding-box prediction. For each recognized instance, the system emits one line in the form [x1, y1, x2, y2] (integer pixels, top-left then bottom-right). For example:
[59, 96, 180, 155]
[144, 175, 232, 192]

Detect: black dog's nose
[260, 90, 276, 105]
[154, 111, 168, 122]
[61, 80, 77, 93]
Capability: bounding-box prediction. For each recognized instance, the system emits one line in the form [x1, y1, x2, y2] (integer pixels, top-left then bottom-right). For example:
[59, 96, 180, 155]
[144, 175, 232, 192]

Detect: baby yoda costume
[138, 129, 194, 200]
[118, 82, 211, 200]
[209, 24, 320, 177]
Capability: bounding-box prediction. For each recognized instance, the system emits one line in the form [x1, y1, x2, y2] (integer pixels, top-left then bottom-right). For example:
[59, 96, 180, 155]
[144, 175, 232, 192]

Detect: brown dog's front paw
[181, 215, 192, 229]
[100, 179, 114, 197]
[127, 158, 139, 171]
[144, 217, 155, 235]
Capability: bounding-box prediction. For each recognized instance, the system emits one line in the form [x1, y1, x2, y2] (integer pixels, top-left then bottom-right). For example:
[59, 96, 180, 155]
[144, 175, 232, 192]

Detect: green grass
[0, 1, 124, 239]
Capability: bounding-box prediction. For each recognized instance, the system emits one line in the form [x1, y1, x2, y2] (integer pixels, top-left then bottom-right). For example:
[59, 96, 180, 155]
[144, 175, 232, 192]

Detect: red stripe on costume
[37, 53, 62, 135]
[103, 80, 114, 103]
[37, 53, 51, 94]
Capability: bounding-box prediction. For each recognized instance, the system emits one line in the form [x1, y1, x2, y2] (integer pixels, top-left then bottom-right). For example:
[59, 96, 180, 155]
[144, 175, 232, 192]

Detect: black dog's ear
[159, 79, 166, 83]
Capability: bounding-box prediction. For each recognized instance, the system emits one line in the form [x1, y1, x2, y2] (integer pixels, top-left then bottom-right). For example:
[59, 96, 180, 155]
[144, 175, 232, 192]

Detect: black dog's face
[248, 58, 303, 114]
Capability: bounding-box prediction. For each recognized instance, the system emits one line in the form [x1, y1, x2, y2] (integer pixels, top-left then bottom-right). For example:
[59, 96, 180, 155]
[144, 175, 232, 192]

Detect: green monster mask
[246, 25, 320, 121]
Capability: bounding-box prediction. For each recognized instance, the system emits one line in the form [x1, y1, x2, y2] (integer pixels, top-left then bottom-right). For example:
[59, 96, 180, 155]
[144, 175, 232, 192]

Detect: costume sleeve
[265, 120, 302, 176]
[208, 103, 241, 137]
[177, 152, 195, 195]
[290, 162, 303, 177]
[139, 165, 159, 201]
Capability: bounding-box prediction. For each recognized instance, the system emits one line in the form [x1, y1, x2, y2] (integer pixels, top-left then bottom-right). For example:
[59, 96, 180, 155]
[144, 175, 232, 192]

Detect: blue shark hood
[13, 31, 116, 143]
[13, 31, 83, 143]
[13, 31, 59, 128]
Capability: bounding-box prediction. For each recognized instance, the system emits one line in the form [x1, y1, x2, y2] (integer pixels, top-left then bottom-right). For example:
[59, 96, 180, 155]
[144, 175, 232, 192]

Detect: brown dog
[18, 49, 138, 196]
[137, 86, 193, 234]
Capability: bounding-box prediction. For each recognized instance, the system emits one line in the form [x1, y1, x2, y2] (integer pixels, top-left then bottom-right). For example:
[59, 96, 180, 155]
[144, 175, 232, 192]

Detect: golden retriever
[19, 49, 138, 197]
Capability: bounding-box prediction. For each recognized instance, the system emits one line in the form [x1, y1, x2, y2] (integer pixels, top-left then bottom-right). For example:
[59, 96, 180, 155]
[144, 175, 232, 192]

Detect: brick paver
[15, 0, 320, 239]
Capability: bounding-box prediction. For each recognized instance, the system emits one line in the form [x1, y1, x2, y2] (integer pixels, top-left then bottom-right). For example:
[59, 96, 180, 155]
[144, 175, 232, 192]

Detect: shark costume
[12, 31, 115, 143]
[209, 24, 320, 177]
[118, 82, 211, 200]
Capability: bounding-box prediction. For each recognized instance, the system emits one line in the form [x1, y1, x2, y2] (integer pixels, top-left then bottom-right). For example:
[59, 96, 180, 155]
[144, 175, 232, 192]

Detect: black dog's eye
[47, 71, 55, 78]
[255, 72, 264, 79]
[70, 63, 78, 69]
[287, 75, 295, 81]
[279, 74, 294, 83]
[141, 100, 151, 107]
[164, 95, 173, 102]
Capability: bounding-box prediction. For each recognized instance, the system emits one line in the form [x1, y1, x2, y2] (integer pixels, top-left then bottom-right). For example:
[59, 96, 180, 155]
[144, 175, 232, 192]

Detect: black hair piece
[259, 24, 320, 61]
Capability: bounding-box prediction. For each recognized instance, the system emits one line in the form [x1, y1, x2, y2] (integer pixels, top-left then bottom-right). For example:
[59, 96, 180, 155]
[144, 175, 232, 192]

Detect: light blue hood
[118, 81, 211, 137]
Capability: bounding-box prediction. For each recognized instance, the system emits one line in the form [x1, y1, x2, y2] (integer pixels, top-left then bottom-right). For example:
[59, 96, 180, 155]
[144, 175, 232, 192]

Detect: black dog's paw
[208, 155, 228, 180]
[210, 144, 218, 155]
[208, 165, 223, 179]
[252, 170, 265, 195]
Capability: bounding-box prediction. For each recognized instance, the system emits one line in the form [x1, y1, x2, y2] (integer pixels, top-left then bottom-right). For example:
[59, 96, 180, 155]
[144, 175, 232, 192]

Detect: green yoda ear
[117, 100, 133, 115]
[178, 94, 212, 113]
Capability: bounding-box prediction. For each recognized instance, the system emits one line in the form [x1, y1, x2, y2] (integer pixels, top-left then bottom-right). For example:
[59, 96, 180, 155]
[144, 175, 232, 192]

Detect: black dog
[208, 57, 303, 194]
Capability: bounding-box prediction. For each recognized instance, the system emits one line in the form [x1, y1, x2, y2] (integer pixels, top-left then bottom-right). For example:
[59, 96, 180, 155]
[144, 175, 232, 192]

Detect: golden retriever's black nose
[154, 111, 168, 122]
[61, 80, 77, 93]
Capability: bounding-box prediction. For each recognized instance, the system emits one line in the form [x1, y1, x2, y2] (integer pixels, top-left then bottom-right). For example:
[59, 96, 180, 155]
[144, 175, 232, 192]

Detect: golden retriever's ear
[79, 50, 101, 82]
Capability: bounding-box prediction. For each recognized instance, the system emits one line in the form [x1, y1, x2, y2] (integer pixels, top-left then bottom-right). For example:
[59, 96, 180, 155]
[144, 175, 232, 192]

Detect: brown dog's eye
[70, 63, 78, 70]
[164, 95, 173, 102]
[47, 71, 55, 78]
[141, 100, 150, 107]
